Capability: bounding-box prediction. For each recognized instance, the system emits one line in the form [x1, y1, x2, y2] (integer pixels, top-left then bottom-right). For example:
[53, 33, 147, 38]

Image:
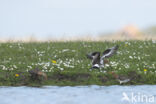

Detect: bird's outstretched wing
[101, 45, 119, 59]
[86, 53, 93, 59]
[86, 52, 100, 60]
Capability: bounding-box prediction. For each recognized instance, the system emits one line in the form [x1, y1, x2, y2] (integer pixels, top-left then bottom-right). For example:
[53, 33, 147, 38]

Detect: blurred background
[0, 0, 156, 42]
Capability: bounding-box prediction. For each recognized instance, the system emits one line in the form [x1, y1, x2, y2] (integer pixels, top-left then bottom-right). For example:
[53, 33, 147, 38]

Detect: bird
[86, 45, 119, 69]
[29, 68, 47, 80]
[117, 76, 130, 84]
[110, 72, 130, 84]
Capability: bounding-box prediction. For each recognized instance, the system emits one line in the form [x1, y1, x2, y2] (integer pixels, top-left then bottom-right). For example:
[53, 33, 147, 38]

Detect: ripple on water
[0, 85, 156, 104]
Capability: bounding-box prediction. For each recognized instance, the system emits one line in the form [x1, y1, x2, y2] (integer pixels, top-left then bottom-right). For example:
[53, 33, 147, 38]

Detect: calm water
[0, 85, 156, 104]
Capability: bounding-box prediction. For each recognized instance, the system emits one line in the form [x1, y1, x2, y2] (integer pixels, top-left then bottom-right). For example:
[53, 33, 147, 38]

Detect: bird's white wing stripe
[101, 46, 118, 59]
[100, 48, 112, 59]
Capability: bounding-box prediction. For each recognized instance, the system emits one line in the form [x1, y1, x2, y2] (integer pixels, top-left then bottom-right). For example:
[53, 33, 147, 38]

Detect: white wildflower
[13, 65, 17, 69]
[129, 56, 133, 59]
[62, 49, 69, 52]
[27, 66, 32, 69]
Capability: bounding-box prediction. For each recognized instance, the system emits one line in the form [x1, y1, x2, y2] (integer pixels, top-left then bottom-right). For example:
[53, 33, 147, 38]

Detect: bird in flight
[86, 45, 119, 69]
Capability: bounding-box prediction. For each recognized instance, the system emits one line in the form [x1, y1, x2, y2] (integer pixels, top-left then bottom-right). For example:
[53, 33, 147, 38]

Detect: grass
[0, 40, 156, 86]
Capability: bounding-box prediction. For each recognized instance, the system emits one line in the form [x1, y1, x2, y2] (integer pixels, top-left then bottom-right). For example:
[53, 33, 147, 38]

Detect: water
[0, 85, 156, 104]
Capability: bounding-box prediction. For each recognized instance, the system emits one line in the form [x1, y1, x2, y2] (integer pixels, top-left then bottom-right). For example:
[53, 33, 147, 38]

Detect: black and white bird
[86, 45, 119, 69]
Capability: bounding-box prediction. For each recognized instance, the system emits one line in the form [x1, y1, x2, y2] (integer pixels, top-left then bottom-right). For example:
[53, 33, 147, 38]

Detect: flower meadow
[0, 40, 156, 86]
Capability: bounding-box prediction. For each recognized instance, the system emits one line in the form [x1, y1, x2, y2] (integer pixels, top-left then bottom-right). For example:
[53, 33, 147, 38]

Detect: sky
[0, 0, 156, 39]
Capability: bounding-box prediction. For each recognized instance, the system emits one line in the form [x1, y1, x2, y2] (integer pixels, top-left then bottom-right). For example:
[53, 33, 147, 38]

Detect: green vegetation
[0, 40, 156, 86]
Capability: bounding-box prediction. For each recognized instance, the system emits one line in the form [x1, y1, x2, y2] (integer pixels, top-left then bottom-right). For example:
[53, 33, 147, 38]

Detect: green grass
[0, 40, 156, 86]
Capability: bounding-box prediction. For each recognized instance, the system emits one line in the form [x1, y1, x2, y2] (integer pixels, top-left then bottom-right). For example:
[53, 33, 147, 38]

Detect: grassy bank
[0, 40, 156, 86]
